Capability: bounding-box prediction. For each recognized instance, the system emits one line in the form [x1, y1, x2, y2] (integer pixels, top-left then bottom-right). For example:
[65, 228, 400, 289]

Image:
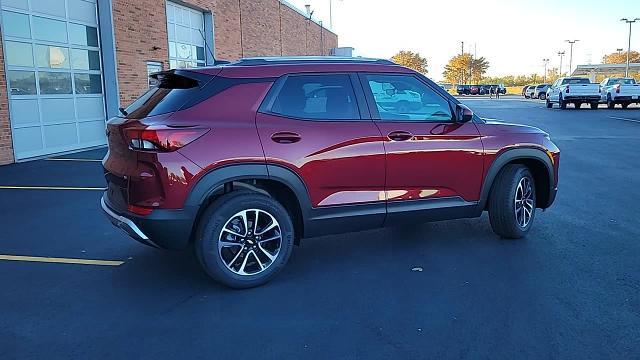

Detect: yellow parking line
[0, 186, 106, 191]
[47, 158, 103, 162]
[0, 255, 124, 266]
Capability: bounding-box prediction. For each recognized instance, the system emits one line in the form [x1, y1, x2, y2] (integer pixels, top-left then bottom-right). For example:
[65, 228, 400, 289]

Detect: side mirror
[456, 104, 473, 123]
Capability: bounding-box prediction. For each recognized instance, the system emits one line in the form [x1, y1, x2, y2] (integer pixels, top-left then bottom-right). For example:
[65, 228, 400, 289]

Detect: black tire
[607, 94, 615, 109]
[622, 102, 629, 109]
[590, 102, 599, 110]
[488, 165, 536, 239]
[559, 94, 567, 110]
[574, 102, 582, 109]
[539, 93, 546, 100]
[195, 191, 294, 289]
[546, 97, 553, 108]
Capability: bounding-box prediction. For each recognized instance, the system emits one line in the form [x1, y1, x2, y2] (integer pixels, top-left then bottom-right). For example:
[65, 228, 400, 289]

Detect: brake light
[566, 85, 570, 93]
[128, 204, 154, 216]
[615, 84, 621, 94]
[124, 128, 209, 152]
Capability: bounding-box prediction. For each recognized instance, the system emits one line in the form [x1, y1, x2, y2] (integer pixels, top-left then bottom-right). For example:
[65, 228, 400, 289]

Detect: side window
[270, 74, 360, 120]
[363, 74, 452, 122]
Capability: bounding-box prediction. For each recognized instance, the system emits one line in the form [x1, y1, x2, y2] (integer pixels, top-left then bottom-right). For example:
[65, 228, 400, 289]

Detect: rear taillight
[124, 128, 209, 152]
[615, 84, 621, 94]
[565, 85, 570, 93]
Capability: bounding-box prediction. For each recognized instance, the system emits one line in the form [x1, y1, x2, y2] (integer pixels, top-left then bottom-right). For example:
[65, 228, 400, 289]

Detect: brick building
[0, 0, 338, 164]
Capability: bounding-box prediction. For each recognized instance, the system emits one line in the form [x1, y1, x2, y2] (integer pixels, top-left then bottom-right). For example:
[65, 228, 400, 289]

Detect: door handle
[387, 131, 413, 141]
[271, 131, 301, 144]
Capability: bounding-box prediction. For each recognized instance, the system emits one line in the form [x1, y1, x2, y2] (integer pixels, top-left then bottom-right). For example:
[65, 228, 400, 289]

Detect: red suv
[102, 57, 560, 288]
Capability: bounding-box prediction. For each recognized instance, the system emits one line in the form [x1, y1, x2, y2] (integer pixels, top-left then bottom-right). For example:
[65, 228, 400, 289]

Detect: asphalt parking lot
[1, 97, 639, 359]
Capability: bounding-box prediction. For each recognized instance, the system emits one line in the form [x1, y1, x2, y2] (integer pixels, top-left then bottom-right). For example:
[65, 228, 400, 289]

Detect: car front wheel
[195, 191, 294, 288]
[488, 164, 536, 239]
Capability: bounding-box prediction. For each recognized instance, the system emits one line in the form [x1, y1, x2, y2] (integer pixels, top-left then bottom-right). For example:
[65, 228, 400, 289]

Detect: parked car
[525, 86, 536, 99]
[532, 84, 551, 100]
[599, 77, 640, 109]
[102, 56, 560, 288]
[522, 85, 532, 97]
[456, 84, 470, 95]
[496, 84, 507, 94]
[479, 85, 492, 95]
[469, 85, 480, 95]
[546, 77, 601, 109]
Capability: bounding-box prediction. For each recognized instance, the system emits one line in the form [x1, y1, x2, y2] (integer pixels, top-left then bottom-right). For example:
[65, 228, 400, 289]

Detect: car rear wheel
[488, 164, 536, 239]
[539, 93, 546, 100]
[559, 95, 567, 110]
[546, 97, 553, 108]
[195, 191, 294, 288]
[607, 94, 615, 109]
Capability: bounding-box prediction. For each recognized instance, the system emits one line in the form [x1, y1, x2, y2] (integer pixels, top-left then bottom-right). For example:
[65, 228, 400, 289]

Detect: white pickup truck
[599, 77, 640, 109]
[546, 77, 601, 110]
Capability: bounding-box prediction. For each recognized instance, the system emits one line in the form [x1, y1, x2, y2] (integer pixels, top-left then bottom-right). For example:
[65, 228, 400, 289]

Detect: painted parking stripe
[0, 255, 124, 266]
[46, 158, 103, 162]
[608, 116, 640, 124]
[0, 186, 106, 191]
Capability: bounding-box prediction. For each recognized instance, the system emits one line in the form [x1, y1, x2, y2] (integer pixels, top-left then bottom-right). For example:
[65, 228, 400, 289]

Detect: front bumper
[101, 195, 197, 250]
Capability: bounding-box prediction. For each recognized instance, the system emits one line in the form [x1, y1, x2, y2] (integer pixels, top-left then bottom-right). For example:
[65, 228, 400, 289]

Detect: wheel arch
[184, 163, 311, 245]
[479, 148, 555, 211]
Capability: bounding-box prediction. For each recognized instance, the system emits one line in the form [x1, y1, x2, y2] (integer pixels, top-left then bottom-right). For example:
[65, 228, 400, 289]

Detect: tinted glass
[123, 71, 212, 118]
[612, 78, 636, 85]
[35, 45, 70, 68]
[5, 41, 34, 66]
[38, 72, 72, 94]
[74, 73, 102, 94]
[2, 11, 31, 38]
[7, 71, 37, 95]
[68, 23, 99, 47]
[563, 78, 591, 85]
[32, 16, 67, 43]
[70, 49, 100, 70]
[271, 74, 359, 120]
[365, 74, 452, 122]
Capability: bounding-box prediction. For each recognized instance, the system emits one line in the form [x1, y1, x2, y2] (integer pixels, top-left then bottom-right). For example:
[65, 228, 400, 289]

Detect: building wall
[0, 0, 337, 164]
[0, 27, 13, 165]
[112, 0, 338, 107]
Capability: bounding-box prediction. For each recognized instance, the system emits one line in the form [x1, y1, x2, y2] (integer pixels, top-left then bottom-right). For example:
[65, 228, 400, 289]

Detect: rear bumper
[612, 96, 640, 102]
[101, 194, 197, 250]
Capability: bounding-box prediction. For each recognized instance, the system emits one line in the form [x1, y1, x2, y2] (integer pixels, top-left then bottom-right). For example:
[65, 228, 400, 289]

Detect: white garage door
[2, 0, 106, 160]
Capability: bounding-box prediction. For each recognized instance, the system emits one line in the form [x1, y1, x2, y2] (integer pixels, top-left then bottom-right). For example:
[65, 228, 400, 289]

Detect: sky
[286, 0, 640, 81]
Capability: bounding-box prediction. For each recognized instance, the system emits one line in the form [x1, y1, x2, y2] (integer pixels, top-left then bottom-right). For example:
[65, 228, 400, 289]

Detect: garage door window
[166, 2, 206, 69]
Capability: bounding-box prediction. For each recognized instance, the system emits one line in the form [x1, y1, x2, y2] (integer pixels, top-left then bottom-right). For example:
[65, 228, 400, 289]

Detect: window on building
[166, 2, 206, 69]
[146, 61, 163, 87]
[270, 74, 360, 120]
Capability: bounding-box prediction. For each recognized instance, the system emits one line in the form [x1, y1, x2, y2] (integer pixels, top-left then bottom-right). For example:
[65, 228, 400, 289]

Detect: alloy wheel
[514, 177, 534, 228]
[218, 209, 282, 276]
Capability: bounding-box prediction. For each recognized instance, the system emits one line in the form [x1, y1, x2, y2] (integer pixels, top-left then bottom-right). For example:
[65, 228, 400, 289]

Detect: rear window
[122, 70, 214, 119]
[612, 78, 637, 85]
[562, 78, 591, 85]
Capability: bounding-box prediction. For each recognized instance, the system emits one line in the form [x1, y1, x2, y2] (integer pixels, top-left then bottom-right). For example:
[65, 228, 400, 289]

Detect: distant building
[0, 0, 338, 164]
[572, 63, 640, 82]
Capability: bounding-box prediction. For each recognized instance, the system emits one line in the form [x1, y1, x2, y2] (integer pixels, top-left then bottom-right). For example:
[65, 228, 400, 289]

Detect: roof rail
[229, 56, 396, 66]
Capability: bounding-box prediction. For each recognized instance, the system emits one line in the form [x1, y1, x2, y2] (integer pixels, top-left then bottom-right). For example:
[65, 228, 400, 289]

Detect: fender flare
[478, 148, 555, 210]
[184, 162, 313, 220]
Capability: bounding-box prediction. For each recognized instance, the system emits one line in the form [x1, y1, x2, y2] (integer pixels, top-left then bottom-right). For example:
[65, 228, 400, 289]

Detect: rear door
[359, 73, 484, 221]
[256, 73, 386, 229]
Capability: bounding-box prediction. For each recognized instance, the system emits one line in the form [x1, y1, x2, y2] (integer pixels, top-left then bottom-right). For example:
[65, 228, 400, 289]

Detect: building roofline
[279, 0, 338, 36]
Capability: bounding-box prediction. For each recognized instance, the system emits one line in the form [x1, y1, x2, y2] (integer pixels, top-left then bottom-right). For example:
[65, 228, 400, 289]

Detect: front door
[359, 73, 484, 222]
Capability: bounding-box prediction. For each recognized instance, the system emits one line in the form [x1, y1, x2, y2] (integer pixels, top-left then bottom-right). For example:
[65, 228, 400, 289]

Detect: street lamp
[558, 51, 565, 76]
[621, 18, 640, 77]
[565, 40, 579, 75]
[543, 58, 549, 82]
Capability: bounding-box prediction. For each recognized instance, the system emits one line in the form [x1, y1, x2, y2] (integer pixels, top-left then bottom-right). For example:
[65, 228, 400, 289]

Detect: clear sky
[287, 0, 640, 81]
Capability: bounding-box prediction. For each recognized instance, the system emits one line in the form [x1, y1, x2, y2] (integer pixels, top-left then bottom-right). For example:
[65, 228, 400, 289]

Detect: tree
[391, 51, 428, 74]
[602, 50, 640, 64]
[442, 53, 489, 84]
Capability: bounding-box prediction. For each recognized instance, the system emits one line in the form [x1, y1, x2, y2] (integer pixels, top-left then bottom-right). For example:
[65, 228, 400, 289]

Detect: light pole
[543, 58, 549, 82]
[565, 40, 579, 75]
[621, 18, 639, 77]
[558, 51, 565, 76]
